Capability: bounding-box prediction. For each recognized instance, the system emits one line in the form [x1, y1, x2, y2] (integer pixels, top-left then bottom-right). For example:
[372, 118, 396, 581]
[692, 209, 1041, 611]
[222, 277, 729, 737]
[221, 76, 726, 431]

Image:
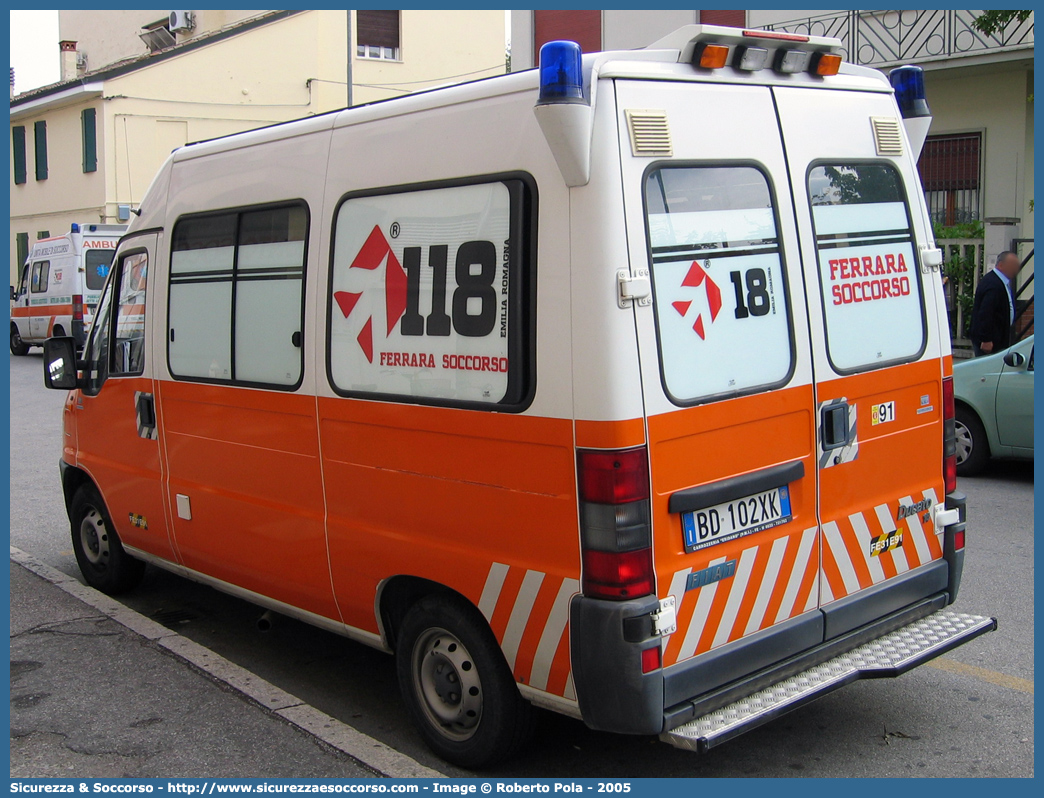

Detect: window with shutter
[357, 10, 400, 60]
[34, 120, 48, 181]
[82, 108, 97, 173]
[13, 126, 26, 185]
[917, 133, 981, 226]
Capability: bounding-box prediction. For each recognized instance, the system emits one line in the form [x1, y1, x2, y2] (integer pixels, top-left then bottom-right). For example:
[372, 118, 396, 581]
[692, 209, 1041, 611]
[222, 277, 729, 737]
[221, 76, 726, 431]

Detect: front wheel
[70, 484, 145, 595]
[396, 594, 534, 768]
[955, 406, 991, 477]
[10, 326, 29, 356]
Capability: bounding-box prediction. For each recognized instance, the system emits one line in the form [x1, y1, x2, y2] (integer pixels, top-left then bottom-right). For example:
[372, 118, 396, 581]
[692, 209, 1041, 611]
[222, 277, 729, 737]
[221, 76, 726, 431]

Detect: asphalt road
[8, 350, 1035, 777]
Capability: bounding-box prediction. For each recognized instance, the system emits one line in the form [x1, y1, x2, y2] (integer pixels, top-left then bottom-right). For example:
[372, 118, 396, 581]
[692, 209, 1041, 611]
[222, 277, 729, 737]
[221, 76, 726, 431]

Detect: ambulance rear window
[808, 163, 926, 372]
[644, 165, 794, 404]
[85, 249, 115, 290]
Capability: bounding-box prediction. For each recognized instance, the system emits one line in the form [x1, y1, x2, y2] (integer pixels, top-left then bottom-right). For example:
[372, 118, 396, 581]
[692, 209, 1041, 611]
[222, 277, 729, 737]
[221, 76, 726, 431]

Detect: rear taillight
[641, 645, 661, 674]
[72, 295, 84, 322]
[943, 376, 956, 493]
[577, 447, 654, 600]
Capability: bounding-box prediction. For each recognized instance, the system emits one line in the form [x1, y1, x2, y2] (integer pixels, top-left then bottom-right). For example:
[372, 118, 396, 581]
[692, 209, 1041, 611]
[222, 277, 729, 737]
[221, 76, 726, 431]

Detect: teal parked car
[952, 334, 1034, 475]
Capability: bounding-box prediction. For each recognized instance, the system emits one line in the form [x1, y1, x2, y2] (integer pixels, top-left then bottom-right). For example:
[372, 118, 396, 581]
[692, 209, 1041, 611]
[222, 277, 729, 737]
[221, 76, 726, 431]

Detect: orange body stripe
[574, 418, 645, 449]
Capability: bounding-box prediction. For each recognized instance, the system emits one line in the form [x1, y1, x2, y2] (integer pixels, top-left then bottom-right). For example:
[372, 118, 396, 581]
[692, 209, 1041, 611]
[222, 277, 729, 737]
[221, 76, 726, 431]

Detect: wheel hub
[79, 507, 111, 567]
[413, 628, 483, 741]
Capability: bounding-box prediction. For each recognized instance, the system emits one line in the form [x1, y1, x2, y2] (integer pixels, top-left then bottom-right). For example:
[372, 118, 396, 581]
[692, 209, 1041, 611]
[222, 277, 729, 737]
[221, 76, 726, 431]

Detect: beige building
[10, 10, 507, 285]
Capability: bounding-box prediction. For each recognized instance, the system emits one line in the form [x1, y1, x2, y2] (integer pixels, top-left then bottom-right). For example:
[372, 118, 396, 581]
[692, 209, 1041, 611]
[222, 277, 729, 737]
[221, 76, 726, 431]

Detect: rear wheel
[70, 484, 145, 595]
[396, 594, 534, 768]
[51, 324, 66, 338]
[955, 406, 990, 477]
[10, 326, 29, 356]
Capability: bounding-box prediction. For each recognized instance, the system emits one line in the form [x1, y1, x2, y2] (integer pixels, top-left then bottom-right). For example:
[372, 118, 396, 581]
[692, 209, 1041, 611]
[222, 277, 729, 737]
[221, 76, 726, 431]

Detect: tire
[396, 594, 534, 768]
[10, 326, 30, 356]
[955, 405, 991, 477]
[51, 325, 66, 338]
[69, 484, 145, 595]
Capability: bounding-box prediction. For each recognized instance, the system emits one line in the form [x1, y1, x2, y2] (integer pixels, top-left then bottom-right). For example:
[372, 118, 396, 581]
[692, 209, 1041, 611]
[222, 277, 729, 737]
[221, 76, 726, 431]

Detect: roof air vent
[626, 110, 672, 157]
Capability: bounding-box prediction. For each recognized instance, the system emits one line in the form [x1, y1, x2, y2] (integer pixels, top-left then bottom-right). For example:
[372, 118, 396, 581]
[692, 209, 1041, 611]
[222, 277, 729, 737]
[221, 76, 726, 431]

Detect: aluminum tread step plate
[662, 610, 997, 753]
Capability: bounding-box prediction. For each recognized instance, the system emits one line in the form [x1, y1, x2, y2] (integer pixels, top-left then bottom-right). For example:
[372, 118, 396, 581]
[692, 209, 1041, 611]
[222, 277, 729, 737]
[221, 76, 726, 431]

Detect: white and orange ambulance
[11, 223, 126, 354]
[43, 26, 995, 767]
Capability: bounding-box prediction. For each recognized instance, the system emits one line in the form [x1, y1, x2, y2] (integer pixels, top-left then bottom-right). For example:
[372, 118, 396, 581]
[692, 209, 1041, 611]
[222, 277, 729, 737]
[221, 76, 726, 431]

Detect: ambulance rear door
[82, 237, 119, 326]
[615, 78, 823, 696]
[773, 85, 947, 640]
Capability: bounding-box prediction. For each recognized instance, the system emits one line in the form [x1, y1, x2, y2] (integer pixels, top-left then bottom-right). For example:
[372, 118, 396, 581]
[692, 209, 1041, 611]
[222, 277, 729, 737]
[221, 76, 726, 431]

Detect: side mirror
[43, 336, 80, 390]
[1003, 350, 1026, 368]
[10, 285, 16, 301]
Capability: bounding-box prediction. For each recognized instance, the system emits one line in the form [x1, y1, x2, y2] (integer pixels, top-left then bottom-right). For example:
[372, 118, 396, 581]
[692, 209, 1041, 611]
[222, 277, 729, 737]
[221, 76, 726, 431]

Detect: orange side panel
[12, 304, 73, 318]
[160, 380, 338, 620]
[318, 397, 579, 696]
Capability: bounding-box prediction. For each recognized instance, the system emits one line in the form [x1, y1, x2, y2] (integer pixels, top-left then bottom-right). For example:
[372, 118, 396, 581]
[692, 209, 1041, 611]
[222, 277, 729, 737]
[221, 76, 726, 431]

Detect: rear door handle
[821, 402, 852, 450]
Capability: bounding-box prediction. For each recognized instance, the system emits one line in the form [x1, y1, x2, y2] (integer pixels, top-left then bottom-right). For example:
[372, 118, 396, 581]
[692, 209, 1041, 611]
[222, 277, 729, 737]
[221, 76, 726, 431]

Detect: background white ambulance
[10, 222, 126, 354]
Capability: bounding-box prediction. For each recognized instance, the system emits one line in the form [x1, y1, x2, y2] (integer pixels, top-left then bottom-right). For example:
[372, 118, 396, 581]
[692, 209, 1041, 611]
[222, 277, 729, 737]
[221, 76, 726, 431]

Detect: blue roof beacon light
[71, 223, 80, 233]
[538, 40, 587, 105]
[889, 65, 931, 119]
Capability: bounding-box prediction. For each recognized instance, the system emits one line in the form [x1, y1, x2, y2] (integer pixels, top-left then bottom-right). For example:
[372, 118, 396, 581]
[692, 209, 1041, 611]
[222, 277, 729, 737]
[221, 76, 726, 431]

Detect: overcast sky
[10, 10, 60, 94]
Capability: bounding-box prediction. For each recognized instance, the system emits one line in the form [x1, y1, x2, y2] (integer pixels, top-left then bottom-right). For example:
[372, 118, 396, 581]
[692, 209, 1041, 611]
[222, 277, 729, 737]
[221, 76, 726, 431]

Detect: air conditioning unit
[169, 10, 195, 32]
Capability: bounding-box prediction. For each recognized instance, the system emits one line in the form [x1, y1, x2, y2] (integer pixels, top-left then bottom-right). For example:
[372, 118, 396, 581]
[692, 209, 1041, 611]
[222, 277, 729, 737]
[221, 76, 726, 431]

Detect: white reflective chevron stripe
[662, 567, 692, 653]
[563, 671, 575, 701]
[823, 520, 860, 595]
[898, 495, 933, 566]
[821, 572, 834, 604]
[528, 578, 577, 691]
[712, 546, 757, 649]
[803, 570, 819, 612]
[502, 570, 544, 670]
[850, 511, 886, 584]
[775, 526, 817, 623]
[478, 562, 510, 621]
[678, 556, 726, 661]
[874, 504, 910, 573]
[744, 535, 789, 636]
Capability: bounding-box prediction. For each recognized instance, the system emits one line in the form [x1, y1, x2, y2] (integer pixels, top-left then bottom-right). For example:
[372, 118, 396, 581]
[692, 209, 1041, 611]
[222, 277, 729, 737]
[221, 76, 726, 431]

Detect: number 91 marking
[871, 401, 896, 425]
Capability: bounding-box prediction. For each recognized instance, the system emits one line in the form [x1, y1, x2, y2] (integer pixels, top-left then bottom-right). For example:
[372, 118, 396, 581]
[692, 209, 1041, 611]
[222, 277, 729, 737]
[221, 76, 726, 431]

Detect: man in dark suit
[970, 251, 1020, 356]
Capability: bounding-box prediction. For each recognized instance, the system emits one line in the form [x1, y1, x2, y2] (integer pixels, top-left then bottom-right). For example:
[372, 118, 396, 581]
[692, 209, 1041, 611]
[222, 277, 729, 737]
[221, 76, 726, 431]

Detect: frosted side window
[169, 243, 233, 380]
[168, 205, 306, 387]
[234, 241, 304, 385]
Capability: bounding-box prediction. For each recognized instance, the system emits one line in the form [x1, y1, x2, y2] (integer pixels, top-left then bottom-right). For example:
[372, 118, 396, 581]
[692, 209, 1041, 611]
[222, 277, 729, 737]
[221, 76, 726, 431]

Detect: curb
[10, 546, 445, 780]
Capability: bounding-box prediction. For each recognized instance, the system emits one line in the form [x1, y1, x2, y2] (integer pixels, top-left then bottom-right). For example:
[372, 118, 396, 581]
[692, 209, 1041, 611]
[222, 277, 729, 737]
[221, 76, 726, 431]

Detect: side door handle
[135, 392, 157, 440]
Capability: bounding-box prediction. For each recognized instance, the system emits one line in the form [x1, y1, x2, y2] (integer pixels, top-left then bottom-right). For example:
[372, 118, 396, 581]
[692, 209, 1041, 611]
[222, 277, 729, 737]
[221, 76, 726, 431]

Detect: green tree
[972, 10, 1031, 36]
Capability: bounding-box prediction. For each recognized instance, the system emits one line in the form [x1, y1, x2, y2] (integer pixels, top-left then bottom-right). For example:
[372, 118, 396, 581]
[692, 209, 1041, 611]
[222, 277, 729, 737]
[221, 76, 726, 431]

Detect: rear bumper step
[662, 609, 996, 753]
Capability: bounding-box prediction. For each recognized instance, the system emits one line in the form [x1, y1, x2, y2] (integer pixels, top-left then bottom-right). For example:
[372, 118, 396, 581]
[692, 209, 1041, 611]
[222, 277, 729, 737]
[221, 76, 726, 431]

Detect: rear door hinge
[618, 268, 652, 309]
[652, 595, 677, 635]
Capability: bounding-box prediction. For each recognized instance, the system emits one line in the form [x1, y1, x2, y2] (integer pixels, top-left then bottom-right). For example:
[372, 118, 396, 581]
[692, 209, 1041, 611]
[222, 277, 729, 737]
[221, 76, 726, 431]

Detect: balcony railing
[763, 10, 1033, 68]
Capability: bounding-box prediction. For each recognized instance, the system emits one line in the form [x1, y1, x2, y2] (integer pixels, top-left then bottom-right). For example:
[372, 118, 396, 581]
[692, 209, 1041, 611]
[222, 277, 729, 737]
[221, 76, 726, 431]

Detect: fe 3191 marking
[682, 486, 793, 553]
